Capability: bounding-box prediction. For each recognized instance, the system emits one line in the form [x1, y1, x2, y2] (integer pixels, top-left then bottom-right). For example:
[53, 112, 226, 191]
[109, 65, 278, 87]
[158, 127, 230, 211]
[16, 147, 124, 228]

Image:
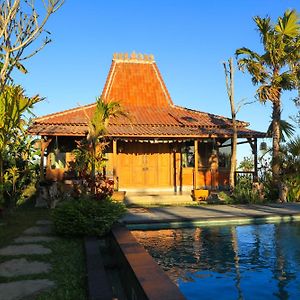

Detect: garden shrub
[217, 191, 234, 204]
[285, 175, 300, 202]
[232, 176, 261, 204]
[52, 197, 126, 237]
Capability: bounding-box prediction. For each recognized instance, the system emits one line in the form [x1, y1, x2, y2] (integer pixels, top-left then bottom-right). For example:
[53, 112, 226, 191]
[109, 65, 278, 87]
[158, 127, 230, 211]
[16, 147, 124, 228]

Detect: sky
[14, 0, 300, 162]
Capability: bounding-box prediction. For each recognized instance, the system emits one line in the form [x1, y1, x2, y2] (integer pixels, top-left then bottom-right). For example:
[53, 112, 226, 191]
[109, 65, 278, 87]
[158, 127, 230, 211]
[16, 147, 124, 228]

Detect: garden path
[0, 220, 57, 300]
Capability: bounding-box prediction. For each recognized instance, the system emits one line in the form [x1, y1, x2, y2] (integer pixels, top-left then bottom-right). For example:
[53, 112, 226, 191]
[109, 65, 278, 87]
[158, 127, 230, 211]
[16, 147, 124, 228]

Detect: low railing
[234, 171, 255, 185]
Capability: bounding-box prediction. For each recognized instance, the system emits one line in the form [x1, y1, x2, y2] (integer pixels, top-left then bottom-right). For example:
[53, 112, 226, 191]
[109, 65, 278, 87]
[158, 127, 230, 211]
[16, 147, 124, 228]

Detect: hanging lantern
[260, 142, 267, 151]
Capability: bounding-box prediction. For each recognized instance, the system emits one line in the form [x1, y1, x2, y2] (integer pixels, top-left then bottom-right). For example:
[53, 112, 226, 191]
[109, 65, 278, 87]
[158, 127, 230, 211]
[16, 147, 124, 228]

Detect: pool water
[132, 222, 300, 300]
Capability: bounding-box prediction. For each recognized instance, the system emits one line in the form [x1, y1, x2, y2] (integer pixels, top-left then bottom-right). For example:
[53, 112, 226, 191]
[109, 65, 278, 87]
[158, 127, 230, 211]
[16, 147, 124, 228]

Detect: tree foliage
[0, 0, 63, 90]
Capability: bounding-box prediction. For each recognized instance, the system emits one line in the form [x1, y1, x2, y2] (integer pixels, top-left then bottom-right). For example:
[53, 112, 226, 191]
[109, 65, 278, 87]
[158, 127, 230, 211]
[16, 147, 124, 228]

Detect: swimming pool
[132, 222, 300, 299]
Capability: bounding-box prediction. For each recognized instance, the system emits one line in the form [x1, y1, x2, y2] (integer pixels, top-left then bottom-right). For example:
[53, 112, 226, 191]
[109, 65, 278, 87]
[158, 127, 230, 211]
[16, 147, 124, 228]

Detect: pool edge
[125, 214, 300, 230]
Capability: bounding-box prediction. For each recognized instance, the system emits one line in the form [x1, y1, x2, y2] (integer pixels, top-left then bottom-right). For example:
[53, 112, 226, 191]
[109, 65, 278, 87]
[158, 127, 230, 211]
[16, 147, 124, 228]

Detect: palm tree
[84, 96, 127, 180]
[236, 10, 300, 192]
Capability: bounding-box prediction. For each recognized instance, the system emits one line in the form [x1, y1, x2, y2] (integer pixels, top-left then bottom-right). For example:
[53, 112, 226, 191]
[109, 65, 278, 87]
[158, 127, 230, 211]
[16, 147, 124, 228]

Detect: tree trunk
[223, 58, 237, 189]
[272, 99, 281, 193]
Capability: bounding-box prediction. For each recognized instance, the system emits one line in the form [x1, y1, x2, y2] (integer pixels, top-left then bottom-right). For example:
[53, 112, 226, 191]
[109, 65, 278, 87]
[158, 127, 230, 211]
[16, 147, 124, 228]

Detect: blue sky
[15, 0, 300, 161]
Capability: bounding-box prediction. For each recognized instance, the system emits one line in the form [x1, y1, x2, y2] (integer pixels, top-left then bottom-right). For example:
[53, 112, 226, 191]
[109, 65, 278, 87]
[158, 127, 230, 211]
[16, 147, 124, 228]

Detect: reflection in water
[132, 223, 300, 300]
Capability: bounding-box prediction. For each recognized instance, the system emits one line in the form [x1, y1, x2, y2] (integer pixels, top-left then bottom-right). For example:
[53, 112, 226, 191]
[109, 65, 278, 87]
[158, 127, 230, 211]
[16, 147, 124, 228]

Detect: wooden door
[117, 142, 171, 188]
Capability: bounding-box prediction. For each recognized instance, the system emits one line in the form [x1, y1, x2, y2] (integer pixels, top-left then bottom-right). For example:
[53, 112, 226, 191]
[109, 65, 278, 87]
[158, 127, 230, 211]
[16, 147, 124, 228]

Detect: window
[218, 140, 231, 168]
[181, 144, 195, 167]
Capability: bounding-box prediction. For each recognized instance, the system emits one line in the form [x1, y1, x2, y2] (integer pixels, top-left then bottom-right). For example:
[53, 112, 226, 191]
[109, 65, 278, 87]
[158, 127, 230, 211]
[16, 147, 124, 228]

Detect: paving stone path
[0, 219, 57, 300]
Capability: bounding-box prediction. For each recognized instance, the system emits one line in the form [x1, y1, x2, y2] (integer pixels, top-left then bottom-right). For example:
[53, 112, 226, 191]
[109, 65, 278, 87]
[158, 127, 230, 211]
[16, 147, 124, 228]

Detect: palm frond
[287, 136, 300, 156]
[253, 15, 272, 45]
[277, 72, 298, 91]
[275, 10, 300, 38]
[256, 85, 281, 103]
[235, 47, 261, 61]
[267, 119, 295, 142]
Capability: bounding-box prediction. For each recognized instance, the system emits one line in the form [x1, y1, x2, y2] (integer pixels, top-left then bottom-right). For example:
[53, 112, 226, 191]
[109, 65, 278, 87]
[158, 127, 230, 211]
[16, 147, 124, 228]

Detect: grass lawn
[0, 207, 87, 300]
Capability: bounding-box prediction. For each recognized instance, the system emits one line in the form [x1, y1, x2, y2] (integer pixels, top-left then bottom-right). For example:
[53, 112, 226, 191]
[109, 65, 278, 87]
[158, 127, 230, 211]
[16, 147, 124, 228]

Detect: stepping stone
[0, 258, 51, 277]
[36, 220, 53, 225]
[0, 279, 55, 300]
[0, 244, 52, 256]
[23, 226, 52, 235]
[13, 236, 56, 244]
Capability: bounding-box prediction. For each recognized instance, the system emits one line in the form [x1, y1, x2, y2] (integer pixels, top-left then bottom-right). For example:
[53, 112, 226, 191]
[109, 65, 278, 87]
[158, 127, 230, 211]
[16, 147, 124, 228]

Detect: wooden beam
[113, 140, 118, 190]
[218, 139, 251, 148]
[194, 140, 199, 189]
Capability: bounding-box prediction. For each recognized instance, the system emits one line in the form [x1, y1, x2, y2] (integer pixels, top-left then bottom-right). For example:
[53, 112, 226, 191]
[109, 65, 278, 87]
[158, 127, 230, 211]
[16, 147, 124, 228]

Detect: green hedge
[52, 197, 126, 237]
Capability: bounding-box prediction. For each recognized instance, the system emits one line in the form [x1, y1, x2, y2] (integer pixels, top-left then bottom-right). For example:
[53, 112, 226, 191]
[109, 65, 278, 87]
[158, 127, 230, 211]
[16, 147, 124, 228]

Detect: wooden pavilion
[28, 52, 265, 193]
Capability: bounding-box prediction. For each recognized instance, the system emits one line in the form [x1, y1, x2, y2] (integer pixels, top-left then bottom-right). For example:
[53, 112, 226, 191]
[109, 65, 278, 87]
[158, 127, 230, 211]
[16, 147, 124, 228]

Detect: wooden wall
[44, 138, 230, 189]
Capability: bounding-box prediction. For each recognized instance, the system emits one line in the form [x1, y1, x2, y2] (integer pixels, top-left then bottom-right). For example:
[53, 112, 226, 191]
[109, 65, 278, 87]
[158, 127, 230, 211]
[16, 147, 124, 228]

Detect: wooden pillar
[113, 139, 118, 190]
[179, 151, 183, 194]
[173, 150, 177, 194]
[253, 138, 258, 181]
[194, 139, 199, 189]
[40, 137, 52, 182]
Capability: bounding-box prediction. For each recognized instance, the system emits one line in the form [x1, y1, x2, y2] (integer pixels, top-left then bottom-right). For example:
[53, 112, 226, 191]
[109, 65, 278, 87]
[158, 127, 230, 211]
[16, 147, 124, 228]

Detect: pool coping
[124, 212, 300, 230]
[111, 225, 186, 300]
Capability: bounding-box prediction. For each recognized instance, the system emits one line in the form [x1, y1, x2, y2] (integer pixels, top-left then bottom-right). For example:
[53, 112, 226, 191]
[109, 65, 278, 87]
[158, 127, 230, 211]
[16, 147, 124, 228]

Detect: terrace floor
[121, 203, 300, 229]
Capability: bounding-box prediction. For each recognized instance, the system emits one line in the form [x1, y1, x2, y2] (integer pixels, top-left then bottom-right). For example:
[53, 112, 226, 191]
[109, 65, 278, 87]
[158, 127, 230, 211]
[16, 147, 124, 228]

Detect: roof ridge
[34, 102, 96, 122]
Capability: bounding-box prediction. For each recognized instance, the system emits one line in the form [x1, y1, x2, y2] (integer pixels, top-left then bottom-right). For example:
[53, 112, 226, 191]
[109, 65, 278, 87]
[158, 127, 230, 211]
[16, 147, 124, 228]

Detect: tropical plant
[2, 130, 40, 206]
[281, 136, 300, 201]
[229, 176, 262, 204]
[236, 10, 300, 194]
[0, 85, 41, 205]
[84, 96, 127, 179]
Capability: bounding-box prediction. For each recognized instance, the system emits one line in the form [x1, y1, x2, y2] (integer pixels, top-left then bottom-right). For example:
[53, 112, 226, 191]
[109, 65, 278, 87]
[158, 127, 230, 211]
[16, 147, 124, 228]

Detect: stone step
[0, 279, 55, 300]
[0, 258, 51, 277]
[13, 236, 56, 244]
[36, 220, 53, 226]
[23, 226, 52, 235]
[0, 244, 52, 256]
[125, 194, 194, 206]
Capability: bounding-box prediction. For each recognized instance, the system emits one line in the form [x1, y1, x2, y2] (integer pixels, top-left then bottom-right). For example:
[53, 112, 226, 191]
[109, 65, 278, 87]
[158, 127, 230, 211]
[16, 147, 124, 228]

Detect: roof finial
[113, 52, 154, 63]
[131, 51, 137, 60]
